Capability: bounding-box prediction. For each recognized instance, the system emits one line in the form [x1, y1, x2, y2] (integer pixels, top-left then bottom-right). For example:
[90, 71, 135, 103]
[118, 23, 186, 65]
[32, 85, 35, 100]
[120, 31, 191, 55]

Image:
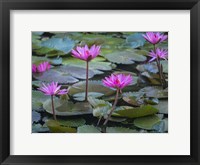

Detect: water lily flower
[102, 74, 133, 131]
[71, 45, 101, 101]
[38, 82, 68, 96]
[37, 61, 51, 73]
[38, 82, 68, 120]
[32, 64, 37, 73]
[71, 45, 101, 62]
[149, 48, 168, 62]
[142, 32, 167, 45]
[102, 74, 133, 90]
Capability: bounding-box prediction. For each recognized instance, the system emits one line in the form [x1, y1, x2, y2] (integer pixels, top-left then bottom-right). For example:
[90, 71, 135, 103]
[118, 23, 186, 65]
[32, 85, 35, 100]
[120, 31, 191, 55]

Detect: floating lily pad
[32, 111, 41, 124]
[104, 50, 147, 64]
[88, 98, 112, 118]
[153, 100, 168, 114]
[32, 56, 62, 66]
[46, 120, 77, 133]
[73, 92, 104, 101]
[40, 37, 75, 54]
[32, 90, 49, 110]
[93, 104, 112, 118]
[58, 118, 86, 127]
[32, 81, 42, 88]
[33, 69, 79, 84]
[32, 123, 49, 133]
[134, 115, 161, 130]
[113, 105, 158, 118]
[152, 118, 168, 133]
[126, 33, 146, 48]
[68, 81, 115, 96]
[139, 86, 168, 99]
[108, 117, 127, 122]
[34, 47, 54, 56]
[33, 32, 44, 36]
[136, 60, 168, 73]
[122, 92, 145, 106]
[43, 98, 92, 116]
[141, 72, 160, 85]
[62, 57, 113, 73]
[88, 97, 112, 108]
[57, 65, 95, 79]
[106, 127, 138, 133]
[77, 125, 101, 133]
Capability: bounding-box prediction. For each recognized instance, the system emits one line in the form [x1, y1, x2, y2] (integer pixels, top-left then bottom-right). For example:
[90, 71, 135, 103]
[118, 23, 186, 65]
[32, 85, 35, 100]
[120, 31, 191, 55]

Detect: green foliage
[43, 98, 93, 116]
[104, 50, 147, 64]
[40, 37, 75, 54]
[113, 105, 158, 118]
[133, 115, 161, 130]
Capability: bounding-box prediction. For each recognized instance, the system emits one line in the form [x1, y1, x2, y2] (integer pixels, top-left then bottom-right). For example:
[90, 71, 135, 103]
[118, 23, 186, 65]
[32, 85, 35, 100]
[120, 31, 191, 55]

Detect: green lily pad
[108, 117, 127, 122]
[32, 111, 41, 123]
[32, 90, 49, 110]
[43, 98, 92, 116]
[68, 81, 115, 96]
[32, 34, 42, 50]
[62, 57, 113, 73]
[122, 92, 145, 106]
[33, 32, 44, 36]
[34, 47, 54, 56]
[32, 81, 42, 88]
[113, 105, 158, 118]
[104, 50, 147, 64]
[32, 123, 49, 133]
[40, 37, 75, 54]
[153, 100, 168, 114]
[141, 72, 161, 85]
[139, 86, 168, 99]
[136, 60, 168, 73]
[58, 118, 86, 127]
[73, 92, 104, 101]
[93, 104, 112, 118]
[33, 69, 79, 84]
[134, 115, 161, 130]
[88, 97, 112, 118]
[77, 125, 101, 133]
[106, 127, 138, 133]
[57, 65, 95, 79]
[126, 33, 146, 48]
[88, 97, 112, 108]
[46, 120, 77, 133]
[152, 118, 168, 133]
[32, 56, 62, 66]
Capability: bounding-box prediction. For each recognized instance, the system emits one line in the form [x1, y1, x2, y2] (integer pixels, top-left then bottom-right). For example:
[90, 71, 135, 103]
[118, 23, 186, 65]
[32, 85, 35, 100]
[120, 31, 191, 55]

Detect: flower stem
[85, 61, 89, 101]
[51, 95, 57, 120]
[102, 89, 119, 132]
[153, 44, 164, 88]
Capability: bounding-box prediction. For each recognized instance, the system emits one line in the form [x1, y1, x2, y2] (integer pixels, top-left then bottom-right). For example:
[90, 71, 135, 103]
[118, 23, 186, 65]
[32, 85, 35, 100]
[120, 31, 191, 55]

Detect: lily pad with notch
[43, 98, 93, 116]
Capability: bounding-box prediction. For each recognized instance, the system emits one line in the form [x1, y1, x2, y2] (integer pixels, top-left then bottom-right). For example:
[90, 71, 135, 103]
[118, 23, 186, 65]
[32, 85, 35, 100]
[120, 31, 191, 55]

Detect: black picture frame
[0, 0, 200, 164]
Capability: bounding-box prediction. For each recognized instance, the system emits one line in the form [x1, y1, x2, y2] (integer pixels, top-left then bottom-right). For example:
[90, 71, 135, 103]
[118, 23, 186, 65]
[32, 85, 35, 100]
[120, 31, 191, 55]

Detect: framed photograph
[1, 0, 199, 164]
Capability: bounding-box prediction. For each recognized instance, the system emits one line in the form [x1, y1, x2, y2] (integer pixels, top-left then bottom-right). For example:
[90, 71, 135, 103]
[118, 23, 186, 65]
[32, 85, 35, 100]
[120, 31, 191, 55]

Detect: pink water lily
[32, 64, 37, 73]
[37, 61, 51, 73]
[101, 74, 133, 132]
[38, 82, 68, 96]
[143, 32, 167, 45]
[71, 45, 101, 61]
[38, 82, 68, 120]
[103, 74, 133, 90]
[149, 48, 168, 62]
[71, 44, 101, 101]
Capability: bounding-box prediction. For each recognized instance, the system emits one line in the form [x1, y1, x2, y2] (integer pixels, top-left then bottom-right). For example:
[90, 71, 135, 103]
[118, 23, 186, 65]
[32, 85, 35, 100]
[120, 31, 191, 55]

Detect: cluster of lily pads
[32, 32, 168, 133]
